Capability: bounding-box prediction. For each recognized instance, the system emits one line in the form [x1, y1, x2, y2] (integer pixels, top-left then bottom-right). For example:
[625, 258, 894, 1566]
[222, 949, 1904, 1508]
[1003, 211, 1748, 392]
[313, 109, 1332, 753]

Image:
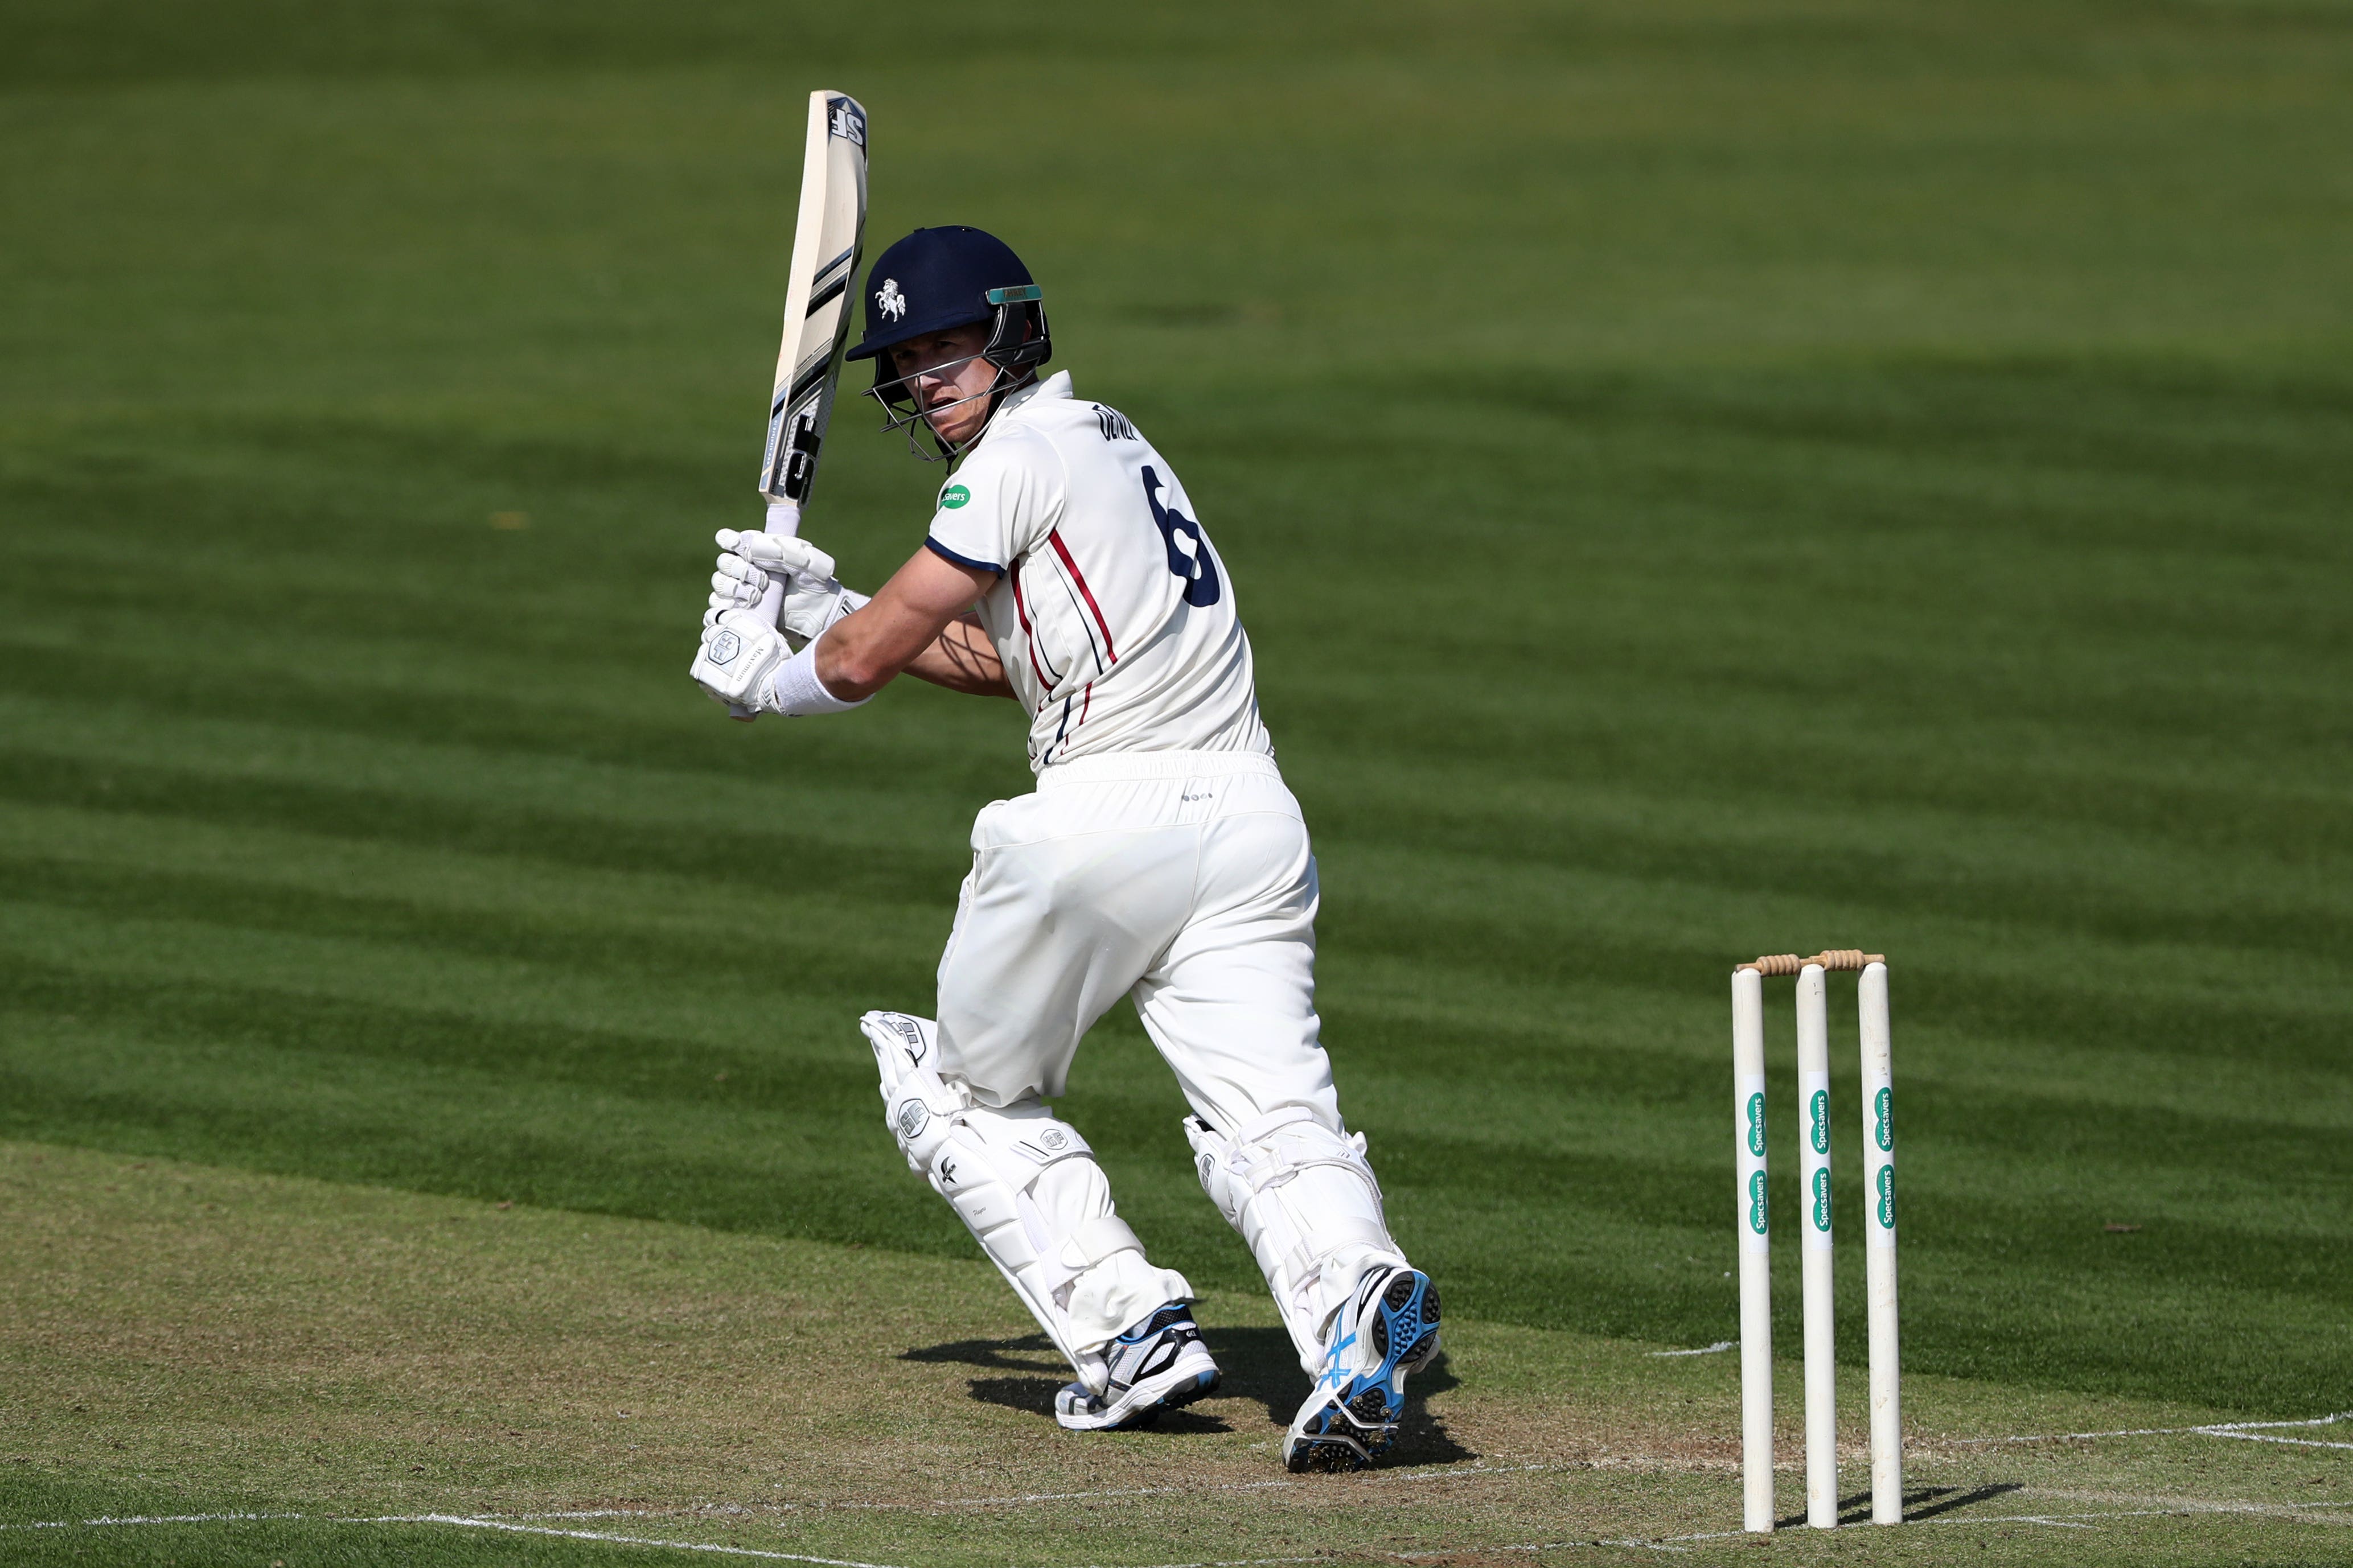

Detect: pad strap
[1038, 1214, 1145, 1293]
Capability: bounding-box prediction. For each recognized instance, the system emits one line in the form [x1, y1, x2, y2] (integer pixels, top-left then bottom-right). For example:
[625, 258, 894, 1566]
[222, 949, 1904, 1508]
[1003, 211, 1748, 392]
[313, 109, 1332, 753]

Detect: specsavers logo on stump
[939, 484, 971, 509]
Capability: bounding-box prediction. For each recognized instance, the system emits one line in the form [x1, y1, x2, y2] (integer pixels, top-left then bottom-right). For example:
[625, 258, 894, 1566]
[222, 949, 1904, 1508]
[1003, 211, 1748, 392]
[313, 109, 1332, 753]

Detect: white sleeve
[923, 432, 1058, 575]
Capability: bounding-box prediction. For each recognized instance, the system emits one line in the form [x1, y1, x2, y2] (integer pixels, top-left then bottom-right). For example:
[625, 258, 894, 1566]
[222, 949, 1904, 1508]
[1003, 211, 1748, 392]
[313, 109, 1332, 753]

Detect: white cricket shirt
[923, 372, 1272, 771]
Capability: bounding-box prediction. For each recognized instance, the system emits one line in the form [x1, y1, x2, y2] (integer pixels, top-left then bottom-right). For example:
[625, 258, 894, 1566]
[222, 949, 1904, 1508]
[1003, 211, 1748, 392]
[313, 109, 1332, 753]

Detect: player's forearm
[812, 610, 902, 701]
[902, 617, 1014, 698]
[814, 548, 1004, 701]
[817, 611, 1008, 700]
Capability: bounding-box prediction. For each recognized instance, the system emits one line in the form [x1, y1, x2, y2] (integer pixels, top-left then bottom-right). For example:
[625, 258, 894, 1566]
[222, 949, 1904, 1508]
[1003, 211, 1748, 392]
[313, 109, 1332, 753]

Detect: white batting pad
[861, 1011, 1189, 1381]
[1185, 1106, 1406, 1371]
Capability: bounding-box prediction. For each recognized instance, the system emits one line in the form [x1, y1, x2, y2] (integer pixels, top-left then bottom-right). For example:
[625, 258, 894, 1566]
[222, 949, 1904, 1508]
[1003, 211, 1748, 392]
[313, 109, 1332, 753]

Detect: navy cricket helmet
[846, 226, 1052, 410]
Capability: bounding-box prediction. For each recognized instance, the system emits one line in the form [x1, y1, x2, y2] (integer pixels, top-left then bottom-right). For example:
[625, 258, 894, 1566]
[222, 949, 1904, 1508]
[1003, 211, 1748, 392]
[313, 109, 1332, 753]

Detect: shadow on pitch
[900, 1326, 1474, 1462]
[1779, 1481, 2024, 1529]
[901, 1332, 1231, 1431]
[1899, 1481, 2026, 1522]
[1205, 1324, 1474, 1466]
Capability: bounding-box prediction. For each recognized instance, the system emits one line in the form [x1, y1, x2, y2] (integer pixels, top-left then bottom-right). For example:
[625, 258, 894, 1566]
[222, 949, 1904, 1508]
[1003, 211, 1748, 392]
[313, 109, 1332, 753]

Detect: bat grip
[728, 499, 806, 722]
[762, 497, 804, 539]
[752, 497, 803, 623]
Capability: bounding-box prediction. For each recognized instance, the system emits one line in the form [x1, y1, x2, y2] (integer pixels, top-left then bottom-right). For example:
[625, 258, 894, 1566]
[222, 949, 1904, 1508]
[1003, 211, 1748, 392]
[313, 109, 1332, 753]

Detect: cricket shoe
[1283, 1266, 1442, 1472]
[1054, 1302, 1222, 1431]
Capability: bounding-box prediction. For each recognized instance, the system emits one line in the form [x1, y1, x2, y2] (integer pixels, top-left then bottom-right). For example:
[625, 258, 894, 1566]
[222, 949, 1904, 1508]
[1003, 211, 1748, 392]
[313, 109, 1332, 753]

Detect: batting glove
[705, 530, 865, 647]
[689, 608, 793, 713]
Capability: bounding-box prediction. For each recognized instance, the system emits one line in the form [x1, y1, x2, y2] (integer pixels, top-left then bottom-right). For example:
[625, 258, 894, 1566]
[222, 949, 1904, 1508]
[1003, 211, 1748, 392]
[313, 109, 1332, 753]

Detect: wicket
[1731, 950, 1899, 1531]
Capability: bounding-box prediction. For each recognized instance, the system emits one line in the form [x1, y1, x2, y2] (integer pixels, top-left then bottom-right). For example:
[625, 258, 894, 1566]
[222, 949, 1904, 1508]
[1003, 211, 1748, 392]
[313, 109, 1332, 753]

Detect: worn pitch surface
[3, 1, 2350, 1562]
[5, 1145, 2350, 1566]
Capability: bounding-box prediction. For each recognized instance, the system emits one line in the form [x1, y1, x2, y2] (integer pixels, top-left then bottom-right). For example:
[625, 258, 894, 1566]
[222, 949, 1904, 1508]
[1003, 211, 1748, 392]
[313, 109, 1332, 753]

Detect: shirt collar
[992, 369, 1072, 424]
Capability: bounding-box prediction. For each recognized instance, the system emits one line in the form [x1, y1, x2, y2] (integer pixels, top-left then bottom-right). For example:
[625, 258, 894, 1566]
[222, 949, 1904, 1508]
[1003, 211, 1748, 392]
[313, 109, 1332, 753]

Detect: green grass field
[3, 1, 2351, 1562]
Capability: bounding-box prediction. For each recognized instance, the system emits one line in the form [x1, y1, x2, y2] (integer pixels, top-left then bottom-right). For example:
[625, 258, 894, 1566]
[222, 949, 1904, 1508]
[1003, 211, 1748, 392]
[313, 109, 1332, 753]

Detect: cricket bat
[729, 90, 867, 718]
[755, 89, 870, 544]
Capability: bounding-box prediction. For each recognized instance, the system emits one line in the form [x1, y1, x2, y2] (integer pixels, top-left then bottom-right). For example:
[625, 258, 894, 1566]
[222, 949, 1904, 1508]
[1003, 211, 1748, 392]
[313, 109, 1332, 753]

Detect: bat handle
[752, 497, 803, 622]
[728, 499, 807, 722]
[761, 497, 804, 546]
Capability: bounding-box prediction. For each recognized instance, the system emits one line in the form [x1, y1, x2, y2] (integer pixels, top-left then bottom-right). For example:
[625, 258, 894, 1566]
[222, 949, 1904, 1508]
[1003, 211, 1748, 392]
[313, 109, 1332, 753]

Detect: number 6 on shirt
[1143, 466, 1221, 607]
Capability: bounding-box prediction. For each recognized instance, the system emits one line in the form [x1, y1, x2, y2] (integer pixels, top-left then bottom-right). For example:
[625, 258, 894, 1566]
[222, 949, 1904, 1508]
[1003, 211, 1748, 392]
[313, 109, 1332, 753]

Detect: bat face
[759, 92, 870, 511]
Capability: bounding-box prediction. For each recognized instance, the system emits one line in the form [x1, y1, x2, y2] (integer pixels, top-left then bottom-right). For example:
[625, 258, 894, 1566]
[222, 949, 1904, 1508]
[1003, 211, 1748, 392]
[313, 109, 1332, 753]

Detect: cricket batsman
[689, 227, 1439, 1471]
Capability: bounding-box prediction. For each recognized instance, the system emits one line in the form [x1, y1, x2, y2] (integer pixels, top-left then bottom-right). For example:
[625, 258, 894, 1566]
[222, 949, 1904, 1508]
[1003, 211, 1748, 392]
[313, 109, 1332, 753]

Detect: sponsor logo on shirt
[940, 483, 971, 509]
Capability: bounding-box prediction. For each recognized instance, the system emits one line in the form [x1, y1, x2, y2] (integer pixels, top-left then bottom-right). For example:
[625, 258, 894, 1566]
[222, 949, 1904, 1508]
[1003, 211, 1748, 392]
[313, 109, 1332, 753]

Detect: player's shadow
[899, 1326, 1472, 1461]
[1202, 1324, 1475, 1466]
[900, 1333, 1232, 1433]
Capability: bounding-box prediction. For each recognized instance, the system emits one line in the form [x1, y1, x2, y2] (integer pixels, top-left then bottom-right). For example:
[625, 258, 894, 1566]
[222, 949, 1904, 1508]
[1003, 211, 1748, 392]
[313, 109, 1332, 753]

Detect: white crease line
[514, 1509, 660, 1519]
[0, 1510, 909, 1566]
[1928, 1506, 2348, 1530]
[1949, 1410, 2353, 1447]
[0, 1516, 1686, 1564]
[10, 1465, 2347, 1562]
[1646, 1342, 1734, 1359]
[2202, 1431, 2353, 1451]
[1071, 1542, 1693, 1567]
[1948, 1425, 2210, 1445]
[389, 1516, 909, 1565]
[1646, 1489, 2353, 1544]
[1087, 1532, 1706, 1562]
[828, 1462, 1554, 1512]
[2024, 1484, 2353, 1518]
[2204, 1411, 2353, 1431]
[1929, 1510, 2150, 1528]
[831, 1480, 1296, 1511]
[0, 1512, 301, 1530]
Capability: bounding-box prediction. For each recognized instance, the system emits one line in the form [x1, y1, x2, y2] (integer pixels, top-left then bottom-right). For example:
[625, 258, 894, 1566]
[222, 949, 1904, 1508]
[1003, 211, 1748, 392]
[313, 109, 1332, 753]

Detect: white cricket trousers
[934, 749, 1393, 1351]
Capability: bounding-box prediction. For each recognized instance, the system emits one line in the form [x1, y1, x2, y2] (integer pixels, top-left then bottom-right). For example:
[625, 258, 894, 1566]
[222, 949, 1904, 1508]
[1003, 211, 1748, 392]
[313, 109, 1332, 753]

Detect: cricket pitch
[4, 1142, 2344, 1567]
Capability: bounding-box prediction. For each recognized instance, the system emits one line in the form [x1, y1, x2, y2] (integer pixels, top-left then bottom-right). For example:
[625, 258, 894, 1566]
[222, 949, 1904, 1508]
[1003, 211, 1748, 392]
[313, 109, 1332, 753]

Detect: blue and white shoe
[1055, 1302, 1222, 1431]
[1284, 1266, 1442, 1472]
